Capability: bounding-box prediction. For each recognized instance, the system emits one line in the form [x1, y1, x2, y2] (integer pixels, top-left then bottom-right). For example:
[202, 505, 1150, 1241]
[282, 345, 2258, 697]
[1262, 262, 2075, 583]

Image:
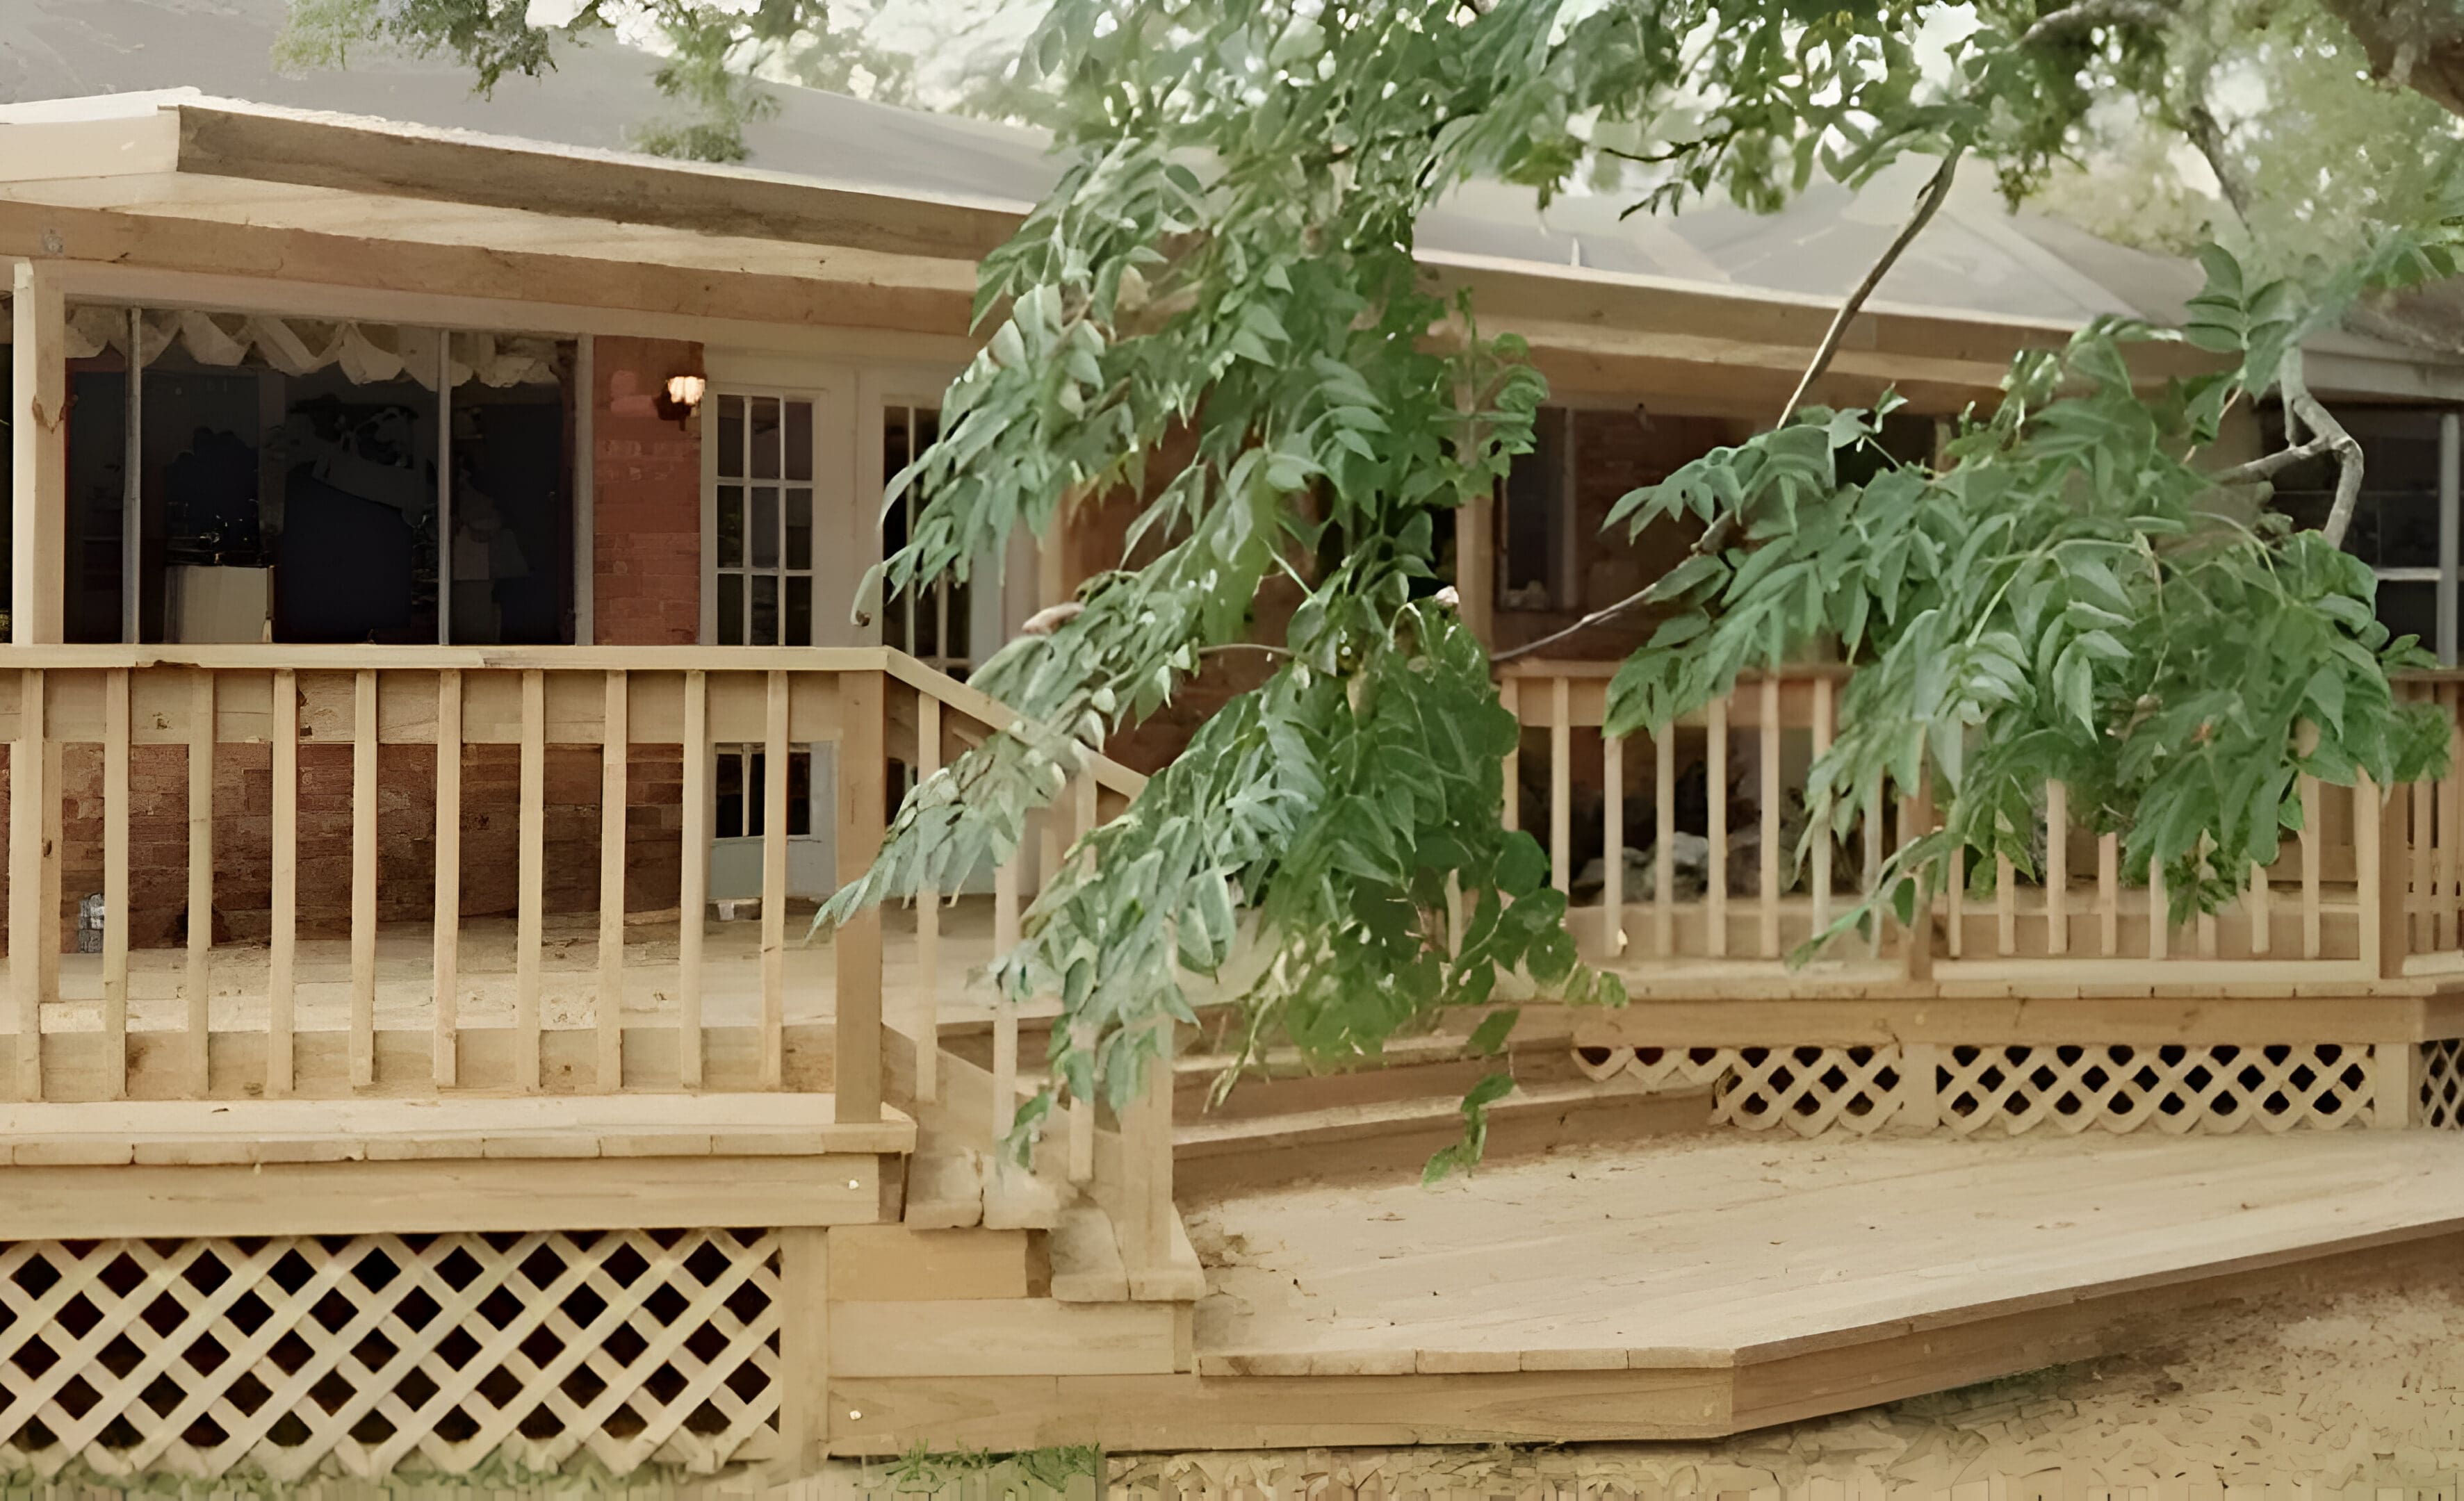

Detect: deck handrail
[1498, 661, 2457, 986]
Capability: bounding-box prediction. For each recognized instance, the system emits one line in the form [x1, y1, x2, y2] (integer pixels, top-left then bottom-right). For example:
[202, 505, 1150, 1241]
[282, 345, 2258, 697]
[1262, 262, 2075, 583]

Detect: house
[4, 58, 2464, 1487]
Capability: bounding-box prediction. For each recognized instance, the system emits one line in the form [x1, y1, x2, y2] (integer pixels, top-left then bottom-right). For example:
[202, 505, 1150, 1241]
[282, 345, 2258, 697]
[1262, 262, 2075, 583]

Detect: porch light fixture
[655, 372, 706, 429]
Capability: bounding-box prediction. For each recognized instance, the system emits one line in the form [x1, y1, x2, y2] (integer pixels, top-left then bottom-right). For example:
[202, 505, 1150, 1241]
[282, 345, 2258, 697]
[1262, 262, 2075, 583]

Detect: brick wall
[592, 336, 703, 647]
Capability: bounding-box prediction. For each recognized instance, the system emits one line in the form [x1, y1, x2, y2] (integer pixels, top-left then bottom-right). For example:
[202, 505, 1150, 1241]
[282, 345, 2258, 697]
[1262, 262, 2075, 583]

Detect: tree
[275, 0, 1058, 160]
[386, 0, 2464, 1169]
[815, 0, 2464, 1167]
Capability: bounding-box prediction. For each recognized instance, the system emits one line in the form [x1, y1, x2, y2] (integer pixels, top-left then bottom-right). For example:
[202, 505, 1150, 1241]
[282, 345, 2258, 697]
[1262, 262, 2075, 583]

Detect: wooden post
[350, 669, 378, 1089]
[1119, 1015, 1177, 1279]
[2374, 1040, 2415, 1129]
[1549, 677, 1572, 894]
[1456, 487, 1495, 647]
[913, 693, 942, 1104]
[1901, 774, 1934, 983]
[185, 670, 213, 1094]
[432, 669, 464, 1088]
[835, 669, 886, 1124]
[598, 671, 628, 1091]
[268, 669, 298, 1099]
[11, 261, 65, 646]
[760, 670, 790, 1091]
[680, 670, 708, 1089]
[778, 1228, 831, 1472]
[102, 668, 129, 1100]
[9, 669, 44, 1101]
[2361, 772, 2410, 980]
[515, 670, 546, 1093]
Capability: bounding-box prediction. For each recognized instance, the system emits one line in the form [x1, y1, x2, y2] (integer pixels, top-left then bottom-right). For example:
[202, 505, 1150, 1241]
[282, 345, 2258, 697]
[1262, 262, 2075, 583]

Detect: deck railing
[1501, 660, 2464, 987]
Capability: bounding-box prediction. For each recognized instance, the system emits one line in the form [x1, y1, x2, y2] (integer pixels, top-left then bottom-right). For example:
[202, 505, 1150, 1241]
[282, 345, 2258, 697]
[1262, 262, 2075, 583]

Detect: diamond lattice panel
[1936, 1044, 2376, 1137]
[0, 1228, 780, 1483]
[1713, 1047, 1906, 1137]
[2421, 1040, 2464, 1128]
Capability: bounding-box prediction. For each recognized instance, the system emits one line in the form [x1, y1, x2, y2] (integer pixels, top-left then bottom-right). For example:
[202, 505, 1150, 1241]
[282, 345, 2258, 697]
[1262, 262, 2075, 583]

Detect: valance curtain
[58, 306, 561, 388]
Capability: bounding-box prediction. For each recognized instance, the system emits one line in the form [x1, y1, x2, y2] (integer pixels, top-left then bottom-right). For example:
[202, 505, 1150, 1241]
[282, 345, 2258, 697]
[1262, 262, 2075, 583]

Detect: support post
[834, 669, 886, 1124]
[12, 261, 66, 646]
[1455, 486, 1495, 647]
[778, 1227, 831, 1473]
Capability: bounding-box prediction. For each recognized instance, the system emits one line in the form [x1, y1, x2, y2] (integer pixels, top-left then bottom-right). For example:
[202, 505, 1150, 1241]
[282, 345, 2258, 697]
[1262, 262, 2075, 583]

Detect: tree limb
[1777, 147, 1965, 427]
[1490, 590, 1661, 664]
[2207, 432, 2334, 487]
[2278, 349, 2367, 548]
[2018, 0, 2176, 47]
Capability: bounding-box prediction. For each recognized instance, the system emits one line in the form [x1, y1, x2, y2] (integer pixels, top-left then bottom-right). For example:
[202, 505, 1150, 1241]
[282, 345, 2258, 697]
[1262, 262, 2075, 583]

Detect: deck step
[982, 1156, 1063, 1230]
[1047, 1204, 1129, 1302]
[901, 1147, 986, 1229]
[1175, 1074, 1711, 1197]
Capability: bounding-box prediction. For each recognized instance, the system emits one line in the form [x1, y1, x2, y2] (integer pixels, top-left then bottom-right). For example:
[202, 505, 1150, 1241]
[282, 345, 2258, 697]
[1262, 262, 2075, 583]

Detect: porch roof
[0, 89, 2443, 408]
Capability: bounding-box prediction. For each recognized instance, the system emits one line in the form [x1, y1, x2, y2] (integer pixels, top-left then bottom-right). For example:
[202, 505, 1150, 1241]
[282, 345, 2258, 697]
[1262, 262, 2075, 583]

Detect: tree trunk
[2318, 0, 2464, 121]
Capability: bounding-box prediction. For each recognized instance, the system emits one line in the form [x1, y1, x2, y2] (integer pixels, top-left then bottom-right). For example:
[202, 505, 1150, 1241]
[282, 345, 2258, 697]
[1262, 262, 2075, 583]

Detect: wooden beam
[10, 259, 65, 645]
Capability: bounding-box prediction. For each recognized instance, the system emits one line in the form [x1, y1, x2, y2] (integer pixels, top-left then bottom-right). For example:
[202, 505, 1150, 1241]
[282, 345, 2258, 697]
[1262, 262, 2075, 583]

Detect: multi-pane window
[712, 746, 814, 839]
[881, 404, 972, 673]
[2267, 404, 2461, 663]
[712, 392, 817, 647]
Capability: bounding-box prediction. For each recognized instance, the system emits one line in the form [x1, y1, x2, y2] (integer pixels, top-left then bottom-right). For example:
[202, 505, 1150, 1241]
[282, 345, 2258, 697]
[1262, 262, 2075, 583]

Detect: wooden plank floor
[1190, 1130, 2464, 1377]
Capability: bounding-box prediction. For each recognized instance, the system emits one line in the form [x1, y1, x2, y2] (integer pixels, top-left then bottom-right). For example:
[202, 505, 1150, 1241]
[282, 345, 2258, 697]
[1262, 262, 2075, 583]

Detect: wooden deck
[830, 1129, 2464, 1453]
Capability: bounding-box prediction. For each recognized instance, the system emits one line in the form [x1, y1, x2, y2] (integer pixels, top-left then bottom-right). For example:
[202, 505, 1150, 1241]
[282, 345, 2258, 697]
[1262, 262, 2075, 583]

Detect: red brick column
[592, 336, 704, 647]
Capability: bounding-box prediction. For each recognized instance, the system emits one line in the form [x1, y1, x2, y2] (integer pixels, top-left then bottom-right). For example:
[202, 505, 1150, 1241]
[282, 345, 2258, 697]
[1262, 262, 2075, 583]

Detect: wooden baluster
[1706, 694, 1729, 958]
[834, 669, 886, 1122]
[2098, 832, 2120, 957]
[1899, 775, 1934, 983]
[10, 669, 44, 1101]
[2045, 780, 2069, 956]
[2443, 683, 2462, 950]
[268, 669, 298, 1099]
[598, 671, 628, 1091]
[1602, 726, 1624, 958]
[102, 668, 129, 1099]
[679, 670, 708, 1089]
[993, 844, 1022, 1145]
[2300, 770, 2324, 960]
[1068, 766, 1100, 1182]
[2196, 841, 2219, 958]
[1810, 678, 1834, 949]
[432, 669, 463, 1088]
[1759, 675, 1781, 960]
[2414, 777, 2436, 953]
[514, 671, 546, 1094]
[1863, 769, 1884, 958]
[1500, 679, 1521, 834]
[186, 671, 213, 1094]
[913, 694, 941, 1104]
[349, 669, 378, 1090]
[1654, 721, 1675, 956]
[2146, 855, 2168, 962]
[2434, 680, 2454, 946]
[1550, 677, 1572, 895]
[1945, 842, 1965, 960]
[1996, 849, 2017, 956]
[760, 671, 790, 1092]
[38, 738, 57, 1067]
[2359, 770, 2400, 978]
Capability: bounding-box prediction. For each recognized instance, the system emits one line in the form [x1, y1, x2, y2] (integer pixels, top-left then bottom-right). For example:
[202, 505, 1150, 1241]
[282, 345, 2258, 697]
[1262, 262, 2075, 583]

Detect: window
[54, 304, 573, 645]
[2267, 404, 2462, 663]
[710, 392, 817, 647]
[713, 746, 814, 839]
[1497, 406, 1572, 613]
[880, 403, 974, 673]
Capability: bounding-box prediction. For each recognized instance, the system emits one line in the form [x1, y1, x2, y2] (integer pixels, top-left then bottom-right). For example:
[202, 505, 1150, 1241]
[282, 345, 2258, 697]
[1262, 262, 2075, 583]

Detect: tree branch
[2018, 0, 2176, 47]
[2277, 349, 2367, 549]
[1777, 147, 1965, 426]
[2208, 432, 2334, 487]
[1490, 591, 1657, 664]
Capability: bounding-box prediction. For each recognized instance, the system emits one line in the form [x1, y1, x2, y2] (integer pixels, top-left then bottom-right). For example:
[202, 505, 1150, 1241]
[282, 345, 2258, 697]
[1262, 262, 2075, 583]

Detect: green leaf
[1465, 1006, 1521, 1056]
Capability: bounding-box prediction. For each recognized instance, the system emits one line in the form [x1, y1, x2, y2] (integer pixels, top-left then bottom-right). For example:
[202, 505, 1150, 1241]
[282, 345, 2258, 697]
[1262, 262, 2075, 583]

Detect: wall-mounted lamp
[657, 372, 706, 429]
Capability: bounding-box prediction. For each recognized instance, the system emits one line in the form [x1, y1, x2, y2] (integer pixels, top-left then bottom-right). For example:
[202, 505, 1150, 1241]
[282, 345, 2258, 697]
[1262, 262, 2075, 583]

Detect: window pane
[917, 407, 940, 450]
[788, 750, 812, 837]
[752, 573, 779, 646]
[2378, 491, 2440, 571]
[751, 397, 781, 479]
[787, 575, 812, 646]
[883, 408, 911, 487]
[786, 488, 812, 569]
[718, 395, 744, 478]
[716, 484, 744, 569]
[751, 486, 779, 568]
[786, 400, 813, 482]
[748, 750, 768, 838]
[717, 573, 744, 646]
[715, 748, 745, 839]
[917, 580, 941, 657]
[2379, 578, 2439, 647]
[947, 576, 972, 662]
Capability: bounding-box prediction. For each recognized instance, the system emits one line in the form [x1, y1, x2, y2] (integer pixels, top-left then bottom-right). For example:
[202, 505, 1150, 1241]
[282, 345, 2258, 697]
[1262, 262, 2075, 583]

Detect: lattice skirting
[0, 1228, 781, 1483]
[1576, 1043, 2438, 1137]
